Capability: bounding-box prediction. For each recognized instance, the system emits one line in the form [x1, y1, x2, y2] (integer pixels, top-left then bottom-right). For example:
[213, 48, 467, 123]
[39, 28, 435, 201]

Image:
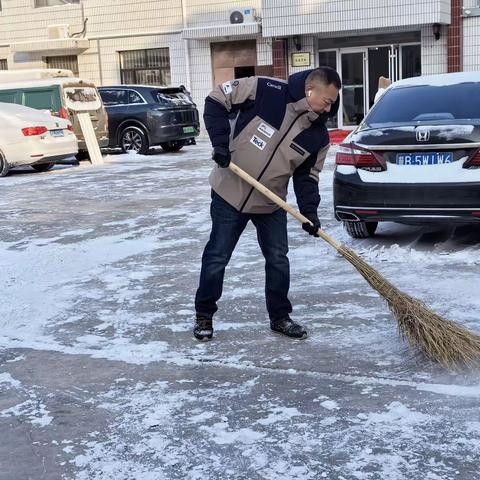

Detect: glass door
[340, 49, 368, 128]
[400, 44, 421, 79]
[318, 49, 338, 129]
[389, 44, 400, 83]
[367, 46, 390, 109]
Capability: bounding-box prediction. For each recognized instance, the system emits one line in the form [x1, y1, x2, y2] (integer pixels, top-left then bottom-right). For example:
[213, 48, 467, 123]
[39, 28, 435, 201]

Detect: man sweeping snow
[194, 67, 341, 341]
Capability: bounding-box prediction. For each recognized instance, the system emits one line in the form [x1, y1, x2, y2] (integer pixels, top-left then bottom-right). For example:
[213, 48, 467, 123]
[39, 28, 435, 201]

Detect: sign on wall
[291, 52, 311, 67]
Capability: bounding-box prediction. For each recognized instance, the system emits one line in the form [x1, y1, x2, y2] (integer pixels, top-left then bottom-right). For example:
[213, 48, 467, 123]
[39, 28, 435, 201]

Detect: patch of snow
[320, 400, 339, 411]
[0, 372, 21, 388]
[255, 407, 308, 425]
[200, 422, 266, 445]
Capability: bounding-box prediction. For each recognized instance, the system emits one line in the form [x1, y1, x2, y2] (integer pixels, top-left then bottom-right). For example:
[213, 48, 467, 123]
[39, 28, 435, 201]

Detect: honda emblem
[416, 129, 430, 142]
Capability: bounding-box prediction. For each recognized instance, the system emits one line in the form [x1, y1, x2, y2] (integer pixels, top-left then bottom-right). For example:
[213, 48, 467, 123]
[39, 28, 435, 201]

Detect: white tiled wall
[0, 0, 182, 43]
[421, 24, 448, 74]
[262, 0, 451, 37]
[287, 36, 316, 75]
[256, 37, 272, 66]
[462, 0, 480, 71]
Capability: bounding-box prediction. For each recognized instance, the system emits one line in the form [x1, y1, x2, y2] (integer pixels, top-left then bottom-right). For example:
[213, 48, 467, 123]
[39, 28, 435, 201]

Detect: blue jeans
[195, 192, 292, 320]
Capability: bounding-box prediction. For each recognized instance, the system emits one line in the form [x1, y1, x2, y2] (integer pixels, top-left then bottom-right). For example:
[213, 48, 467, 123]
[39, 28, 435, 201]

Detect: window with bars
[119, 48, 171, 86]
[0, 59, 7, 70]
[35, 0, 80, 7]
[45, 55, 79, 75]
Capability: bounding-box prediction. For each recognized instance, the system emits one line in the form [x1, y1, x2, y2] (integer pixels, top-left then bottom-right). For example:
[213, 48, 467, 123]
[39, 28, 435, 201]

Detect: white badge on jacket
[250, 135, 267, 150]
[222, 81, 232, 95]
[257, 122, 275, 138]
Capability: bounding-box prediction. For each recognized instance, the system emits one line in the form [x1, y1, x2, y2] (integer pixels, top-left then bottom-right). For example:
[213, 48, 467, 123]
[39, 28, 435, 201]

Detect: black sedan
[334, 72, 480, 238]
[98, 85, 200, 154]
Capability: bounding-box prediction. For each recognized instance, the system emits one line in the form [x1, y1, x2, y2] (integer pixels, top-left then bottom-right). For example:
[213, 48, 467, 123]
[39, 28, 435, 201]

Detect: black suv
[98, 85, 200, 154]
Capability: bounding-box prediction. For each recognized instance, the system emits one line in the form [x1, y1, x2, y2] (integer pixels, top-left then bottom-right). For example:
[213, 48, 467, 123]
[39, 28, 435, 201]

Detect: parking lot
[1, 141, 480, 480]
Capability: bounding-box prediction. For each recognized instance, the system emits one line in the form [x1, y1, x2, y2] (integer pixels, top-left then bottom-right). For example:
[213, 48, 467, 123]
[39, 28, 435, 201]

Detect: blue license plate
[396, 152, 453, 165]
[50, 129, 64, 137]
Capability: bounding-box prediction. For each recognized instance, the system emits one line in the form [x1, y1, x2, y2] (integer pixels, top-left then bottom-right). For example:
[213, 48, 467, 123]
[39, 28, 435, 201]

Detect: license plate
[50, 129, 64, 137]
[396, 152, 453, 165]
[183, 126, 195, 134]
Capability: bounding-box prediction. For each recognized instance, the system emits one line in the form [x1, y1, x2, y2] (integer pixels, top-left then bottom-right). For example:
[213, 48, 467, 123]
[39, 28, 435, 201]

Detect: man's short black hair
[306, 67, 342, 89]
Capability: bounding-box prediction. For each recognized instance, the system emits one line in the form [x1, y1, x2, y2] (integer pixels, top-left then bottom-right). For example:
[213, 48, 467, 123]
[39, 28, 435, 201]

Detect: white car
[0, 102, 78, 177]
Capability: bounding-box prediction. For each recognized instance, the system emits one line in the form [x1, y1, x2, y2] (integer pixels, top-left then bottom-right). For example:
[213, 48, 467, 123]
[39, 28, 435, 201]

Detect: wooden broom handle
[228, 162, 342, 251]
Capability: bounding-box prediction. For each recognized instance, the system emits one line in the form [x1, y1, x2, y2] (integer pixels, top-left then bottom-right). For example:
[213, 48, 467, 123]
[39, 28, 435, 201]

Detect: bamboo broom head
[338, 244, 480, 369]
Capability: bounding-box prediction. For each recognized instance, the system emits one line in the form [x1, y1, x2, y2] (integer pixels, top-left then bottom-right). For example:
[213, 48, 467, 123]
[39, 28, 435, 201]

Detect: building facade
[0, 0, 477, 130]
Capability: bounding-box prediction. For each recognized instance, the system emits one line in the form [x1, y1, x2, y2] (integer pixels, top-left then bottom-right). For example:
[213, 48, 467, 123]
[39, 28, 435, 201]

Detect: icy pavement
[1, 141, 480, 480]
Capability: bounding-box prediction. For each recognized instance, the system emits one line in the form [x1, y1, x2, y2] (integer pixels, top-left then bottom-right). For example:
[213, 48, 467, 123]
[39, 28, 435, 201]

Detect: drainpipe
[181, 0, 192, 91]
[447, 0, 463, 72]
[97, 39, 103, 85]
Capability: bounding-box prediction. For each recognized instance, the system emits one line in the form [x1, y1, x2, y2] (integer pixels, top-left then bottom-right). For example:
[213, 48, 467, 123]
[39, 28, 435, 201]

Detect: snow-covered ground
[1, 141, 480, 479]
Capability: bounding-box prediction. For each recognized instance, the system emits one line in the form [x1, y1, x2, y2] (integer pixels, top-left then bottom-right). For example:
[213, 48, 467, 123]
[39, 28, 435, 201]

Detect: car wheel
[32, 163, 55, 172]
[160, 140, 185, 152]
[120, 126, 149, 154]
[0, 152, 9, 177]
[343, 220, 378, 238]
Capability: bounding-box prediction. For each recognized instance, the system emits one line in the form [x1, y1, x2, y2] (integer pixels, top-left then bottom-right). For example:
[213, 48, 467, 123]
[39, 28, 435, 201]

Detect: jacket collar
[292, 97, 319, 122]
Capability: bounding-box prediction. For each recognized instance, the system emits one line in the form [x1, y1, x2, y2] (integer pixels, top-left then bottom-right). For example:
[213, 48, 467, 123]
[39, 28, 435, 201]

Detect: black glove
[212, 146, 231, 168]
[302, 212, 321, 237]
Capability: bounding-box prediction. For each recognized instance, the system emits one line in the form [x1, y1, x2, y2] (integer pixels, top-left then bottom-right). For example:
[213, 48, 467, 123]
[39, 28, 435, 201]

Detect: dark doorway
[234, 66, 255, 78]
[368, 47, 390, 108]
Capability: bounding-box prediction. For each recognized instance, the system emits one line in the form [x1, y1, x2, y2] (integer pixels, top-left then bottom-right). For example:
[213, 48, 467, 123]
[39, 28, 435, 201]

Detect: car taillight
[67, 124, 73, 131]
[59, 107, 69, 119]
[335, 143, 385, 171]
[464, 149, 480, 168]
[22, 126, 48, 136]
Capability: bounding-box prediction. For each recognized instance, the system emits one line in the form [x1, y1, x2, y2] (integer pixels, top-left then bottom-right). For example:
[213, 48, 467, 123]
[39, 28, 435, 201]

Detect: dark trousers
[195, 192, 292, 320]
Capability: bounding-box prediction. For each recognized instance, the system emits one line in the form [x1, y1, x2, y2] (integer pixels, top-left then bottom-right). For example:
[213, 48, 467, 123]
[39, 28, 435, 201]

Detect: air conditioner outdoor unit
[229, 7, 256, 24]
[47, 24, 71, 40]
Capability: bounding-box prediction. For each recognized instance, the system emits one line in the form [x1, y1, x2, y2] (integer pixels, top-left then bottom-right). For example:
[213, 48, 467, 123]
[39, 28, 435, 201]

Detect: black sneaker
[194, 315, 213, 341]
[270, 316, 307, 339]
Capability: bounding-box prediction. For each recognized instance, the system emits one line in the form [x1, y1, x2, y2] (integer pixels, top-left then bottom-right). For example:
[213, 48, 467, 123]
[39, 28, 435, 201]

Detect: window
[119, 48, 170, 86]
[23, 88, 62, 111]
[154, 89, 193, 106]
[35, 0, 79, 7]
[128, 90, 144, 104]
[0, 59, 7, 70]
[401, 45, 421, 79]
[46, 55, 79, 75]
[318, 50, 338, 128]
[99, 89, 128, 106]
[366, 83, 480, 126]
[0, 91, 16, 103]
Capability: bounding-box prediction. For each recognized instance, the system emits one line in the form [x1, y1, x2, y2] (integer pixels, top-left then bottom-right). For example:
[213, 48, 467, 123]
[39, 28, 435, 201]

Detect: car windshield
[366, 82, 480, 127]
[154, 89, 193, 106]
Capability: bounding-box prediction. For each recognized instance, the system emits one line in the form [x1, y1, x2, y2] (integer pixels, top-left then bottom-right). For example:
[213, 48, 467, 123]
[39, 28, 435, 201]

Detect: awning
[182, 22, 261, 39]
[10, 38, 90, 54]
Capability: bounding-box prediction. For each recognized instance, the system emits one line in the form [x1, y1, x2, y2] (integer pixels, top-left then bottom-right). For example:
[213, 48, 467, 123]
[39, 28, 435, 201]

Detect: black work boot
[194, 314, 213, 341]
[270, 316, 307, 339]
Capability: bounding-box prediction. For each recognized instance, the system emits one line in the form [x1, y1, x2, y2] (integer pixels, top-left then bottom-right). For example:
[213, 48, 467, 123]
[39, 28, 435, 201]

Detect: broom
[229, 161, 480, 369]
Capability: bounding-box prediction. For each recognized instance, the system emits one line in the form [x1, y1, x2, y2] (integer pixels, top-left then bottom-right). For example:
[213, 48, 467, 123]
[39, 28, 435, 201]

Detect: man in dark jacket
[194, 67, 341, 341]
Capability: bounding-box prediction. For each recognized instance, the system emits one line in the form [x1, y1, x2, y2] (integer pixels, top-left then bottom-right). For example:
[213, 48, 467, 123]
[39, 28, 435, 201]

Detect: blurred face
[305, 82, 339, 114]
